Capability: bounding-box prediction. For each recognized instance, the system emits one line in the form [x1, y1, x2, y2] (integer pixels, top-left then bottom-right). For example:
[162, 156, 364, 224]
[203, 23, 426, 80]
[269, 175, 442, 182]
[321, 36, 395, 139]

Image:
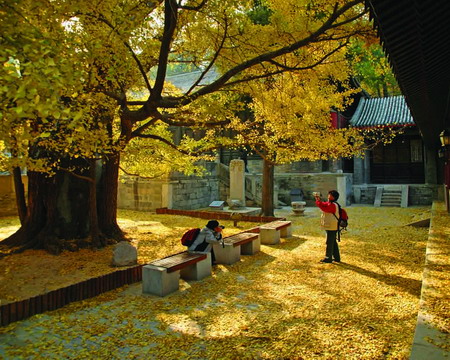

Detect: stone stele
[112, 241, 138, 267]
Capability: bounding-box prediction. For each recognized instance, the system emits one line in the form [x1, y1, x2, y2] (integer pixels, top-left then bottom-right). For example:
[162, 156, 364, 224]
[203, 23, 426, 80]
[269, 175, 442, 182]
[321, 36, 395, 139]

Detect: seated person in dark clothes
[188, 220, 224, 264]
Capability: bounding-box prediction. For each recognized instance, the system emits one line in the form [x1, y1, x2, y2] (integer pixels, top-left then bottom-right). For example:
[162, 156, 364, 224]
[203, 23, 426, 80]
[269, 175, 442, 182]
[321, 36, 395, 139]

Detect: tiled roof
[166, 69, 219, 93]
[350, 95, 415, 128]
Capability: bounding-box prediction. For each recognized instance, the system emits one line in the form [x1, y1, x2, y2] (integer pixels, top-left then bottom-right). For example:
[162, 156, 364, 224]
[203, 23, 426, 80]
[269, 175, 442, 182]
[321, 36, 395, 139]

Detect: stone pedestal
[280, 225, 292, 238]
[337, 173, 347, 206]
[142, 265, 180, 297]
[180, 253, 212, 280]
[259, 228, 280, 244]
[291, 201, 306, 216]
[240, 237, 261, 255]
[213, 243, 241, 264]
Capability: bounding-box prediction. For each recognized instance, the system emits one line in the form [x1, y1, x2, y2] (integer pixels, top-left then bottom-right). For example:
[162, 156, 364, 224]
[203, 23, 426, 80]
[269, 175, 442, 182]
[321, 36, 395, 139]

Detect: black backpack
[181, 228, 200, 247]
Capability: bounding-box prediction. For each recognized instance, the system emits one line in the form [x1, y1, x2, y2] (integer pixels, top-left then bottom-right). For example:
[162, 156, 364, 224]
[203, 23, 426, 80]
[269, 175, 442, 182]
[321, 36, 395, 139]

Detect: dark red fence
[156, 208, 284, 223]
[1, 264, 143, 327]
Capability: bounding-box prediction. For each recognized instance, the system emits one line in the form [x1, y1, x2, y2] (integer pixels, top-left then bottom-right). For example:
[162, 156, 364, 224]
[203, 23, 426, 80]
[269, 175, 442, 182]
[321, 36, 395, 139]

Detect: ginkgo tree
[0, 0, 373, 254]
[218, 72, 365, 216]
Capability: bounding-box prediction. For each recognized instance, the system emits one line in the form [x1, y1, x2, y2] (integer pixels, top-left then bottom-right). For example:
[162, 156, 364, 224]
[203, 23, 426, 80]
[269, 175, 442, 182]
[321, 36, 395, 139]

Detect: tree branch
[157, 0, 365, 107]
[186, 14, 229, 95]
[134, 133, 192, 154]
[134, 132, 224, 157]
[152, 0, 179, 99]
[60, 168, 95, 183]
[266, 39, 350, 71]
[81, 12, 154, 96]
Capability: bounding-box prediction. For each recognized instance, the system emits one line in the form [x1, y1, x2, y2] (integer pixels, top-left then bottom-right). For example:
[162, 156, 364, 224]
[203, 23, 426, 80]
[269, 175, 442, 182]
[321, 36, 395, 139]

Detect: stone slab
[180, 252, 212, 280]
[240, 236, 261, 255]
[259, 227, 280, 245]
[142, 265, 180, 297]
[213, 243, 241, 264]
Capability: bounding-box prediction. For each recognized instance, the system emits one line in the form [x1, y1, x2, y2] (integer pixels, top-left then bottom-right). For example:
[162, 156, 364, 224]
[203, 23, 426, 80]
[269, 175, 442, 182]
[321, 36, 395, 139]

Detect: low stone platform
[409, 201, 450, 359]
[208, 206, 261, 216]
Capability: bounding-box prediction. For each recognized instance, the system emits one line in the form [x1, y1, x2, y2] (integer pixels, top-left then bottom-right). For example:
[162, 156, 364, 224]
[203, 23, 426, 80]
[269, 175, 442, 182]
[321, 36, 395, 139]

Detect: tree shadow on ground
[213, 251, 277, 273]
[338, 262, 422, 297]
[268, 235, 307, 251]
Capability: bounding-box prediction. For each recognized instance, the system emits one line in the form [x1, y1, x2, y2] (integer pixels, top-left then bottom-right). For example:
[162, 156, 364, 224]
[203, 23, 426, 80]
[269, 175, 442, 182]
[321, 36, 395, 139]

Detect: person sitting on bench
[188, 220, 224, 264]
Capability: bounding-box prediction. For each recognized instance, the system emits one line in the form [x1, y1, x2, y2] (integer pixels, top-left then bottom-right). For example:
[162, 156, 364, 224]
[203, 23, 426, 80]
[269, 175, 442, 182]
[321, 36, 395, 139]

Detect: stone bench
[259, 220, 292, 244]
[213, 232, 260, 265]
[142, 252, 211, 297]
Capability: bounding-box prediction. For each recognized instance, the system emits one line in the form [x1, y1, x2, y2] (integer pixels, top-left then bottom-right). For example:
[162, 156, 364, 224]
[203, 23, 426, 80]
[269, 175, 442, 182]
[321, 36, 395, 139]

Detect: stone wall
[352, 184, 439, 206]
[408, 185, 438, 205]
[0, 171, 437, 217]
[117, 175, 220, 211]
[170, 177, 220, 210]
[240, 172, 353, 207]
[117, 177, 167, 211]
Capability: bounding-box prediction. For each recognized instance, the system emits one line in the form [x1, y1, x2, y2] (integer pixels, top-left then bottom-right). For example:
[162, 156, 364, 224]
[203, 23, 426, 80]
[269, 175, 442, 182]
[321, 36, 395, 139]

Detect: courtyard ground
[0, 205, 446, 359]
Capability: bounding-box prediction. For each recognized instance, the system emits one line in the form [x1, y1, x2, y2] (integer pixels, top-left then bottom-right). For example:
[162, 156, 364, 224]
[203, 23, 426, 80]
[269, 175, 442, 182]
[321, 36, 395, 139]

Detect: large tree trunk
[88, 159, 101, 247]
[0, 156, 122, 256]
[261, 159, 275, 216]
[98, 153, 123, 238]
[12, 167, 27, 224]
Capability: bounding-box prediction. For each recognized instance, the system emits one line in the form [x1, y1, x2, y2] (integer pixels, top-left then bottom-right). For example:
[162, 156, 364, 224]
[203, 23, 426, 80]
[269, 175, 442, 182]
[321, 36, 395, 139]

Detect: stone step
[374, 185, 409, 208]
[382, 195, 402, 201]
[381, 201, 402, 205]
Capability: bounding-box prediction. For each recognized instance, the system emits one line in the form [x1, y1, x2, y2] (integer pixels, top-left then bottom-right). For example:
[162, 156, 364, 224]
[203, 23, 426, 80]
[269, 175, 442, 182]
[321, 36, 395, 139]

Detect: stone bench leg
[181, 253, 212, 281]
[142, 264, 180, 297]
[280, 226, 292, 238]
[241, 238, 261, 255]
[259, 227, 280, 244]
[213, 243, 241, 264]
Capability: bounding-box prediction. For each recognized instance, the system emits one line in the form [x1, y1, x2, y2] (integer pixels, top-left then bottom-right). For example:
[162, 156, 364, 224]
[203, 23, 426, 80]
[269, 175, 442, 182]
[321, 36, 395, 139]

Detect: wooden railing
[0, 265, 143, 327]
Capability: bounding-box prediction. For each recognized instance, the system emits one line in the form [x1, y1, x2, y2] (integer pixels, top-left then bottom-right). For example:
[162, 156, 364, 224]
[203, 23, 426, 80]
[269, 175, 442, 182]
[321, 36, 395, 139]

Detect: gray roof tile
[166, 70, 219, 93]
[350, 95, 415, 128]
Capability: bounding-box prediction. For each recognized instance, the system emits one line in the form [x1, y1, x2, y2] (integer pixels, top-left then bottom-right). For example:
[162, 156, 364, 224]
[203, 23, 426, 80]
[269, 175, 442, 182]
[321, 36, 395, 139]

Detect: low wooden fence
[0, 265, 143, 327]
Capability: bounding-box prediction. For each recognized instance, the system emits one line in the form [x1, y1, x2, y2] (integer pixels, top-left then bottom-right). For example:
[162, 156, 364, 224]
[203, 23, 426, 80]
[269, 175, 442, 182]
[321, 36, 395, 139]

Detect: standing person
[314, 190, 341, 264]
[188, 220, 224, 264]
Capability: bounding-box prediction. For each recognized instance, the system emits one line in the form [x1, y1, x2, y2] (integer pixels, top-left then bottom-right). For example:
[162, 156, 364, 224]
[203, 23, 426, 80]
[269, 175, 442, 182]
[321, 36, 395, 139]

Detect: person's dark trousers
[193, 242, 216, 264]
[325, 230, 340, 262]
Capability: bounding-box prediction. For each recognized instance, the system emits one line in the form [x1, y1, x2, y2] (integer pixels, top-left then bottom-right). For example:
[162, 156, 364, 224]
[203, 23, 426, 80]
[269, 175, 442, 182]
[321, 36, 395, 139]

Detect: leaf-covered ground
[0, 206, 432, 359]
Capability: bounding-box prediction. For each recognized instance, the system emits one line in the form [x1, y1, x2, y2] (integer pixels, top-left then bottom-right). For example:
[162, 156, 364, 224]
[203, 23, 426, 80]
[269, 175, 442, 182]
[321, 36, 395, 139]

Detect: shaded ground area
[0, 206, 435, 359]
[0, 212, 257, 305]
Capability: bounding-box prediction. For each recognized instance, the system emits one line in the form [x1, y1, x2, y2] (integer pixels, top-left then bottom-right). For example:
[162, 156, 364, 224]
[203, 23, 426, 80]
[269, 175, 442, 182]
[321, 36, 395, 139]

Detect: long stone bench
[142, 252, 211, 296]
[259, 220, 292, 244]
[213, 232, 260, 265]
[229, 232, 260, 255]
